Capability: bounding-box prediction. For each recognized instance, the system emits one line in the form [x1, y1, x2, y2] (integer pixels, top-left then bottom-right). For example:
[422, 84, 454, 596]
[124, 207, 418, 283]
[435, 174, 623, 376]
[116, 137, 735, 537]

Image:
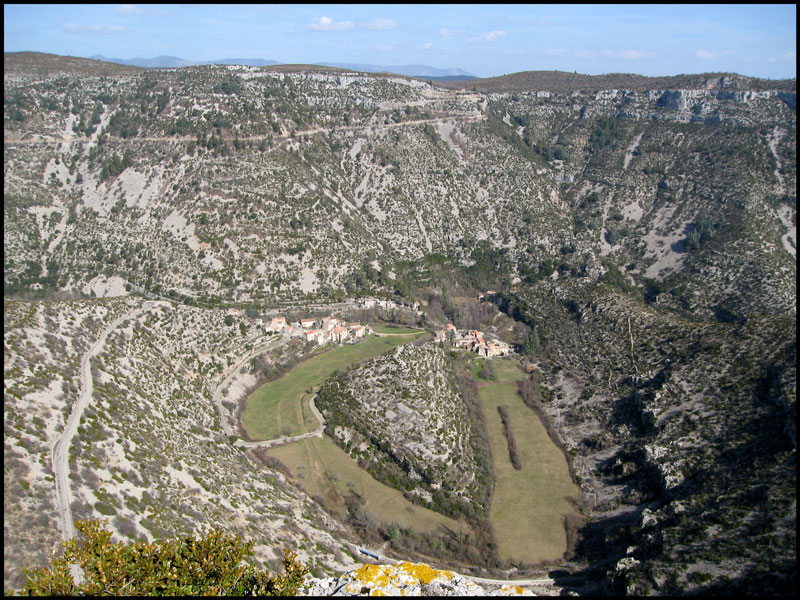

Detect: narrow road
[211, 334, 290, 437]
[51, 300, 161, 583]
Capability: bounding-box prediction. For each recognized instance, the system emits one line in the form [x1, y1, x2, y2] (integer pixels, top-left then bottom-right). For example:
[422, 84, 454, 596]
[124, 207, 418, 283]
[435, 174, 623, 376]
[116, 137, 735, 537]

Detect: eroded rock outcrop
[302, 561, 535, 596]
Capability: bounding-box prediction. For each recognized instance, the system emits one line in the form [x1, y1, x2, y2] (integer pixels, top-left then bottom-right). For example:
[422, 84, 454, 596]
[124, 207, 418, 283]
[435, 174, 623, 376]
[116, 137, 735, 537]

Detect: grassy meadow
[475, 357, 580, 565]
[242, 332, 425, 441]
[265, 435, 465, 534]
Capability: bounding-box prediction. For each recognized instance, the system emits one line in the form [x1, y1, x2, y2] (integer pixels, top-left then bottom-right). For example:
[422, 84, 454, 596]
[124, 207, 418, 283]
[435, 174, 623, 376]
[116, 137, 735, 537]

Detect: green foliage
[12, 519, 308, 596]
[462, 241, 511, 289]
[214, 78, 243, 96]
[520, 128, 567, 162]
[600, 261, 639, 296]
[480, 359, 498, 381]
[522, 326, 540, 355]
[685, 214, 716, 252]
[605, 226, 630, 245]
[588, 116, 622, 154]
[99, 152, 133, 181]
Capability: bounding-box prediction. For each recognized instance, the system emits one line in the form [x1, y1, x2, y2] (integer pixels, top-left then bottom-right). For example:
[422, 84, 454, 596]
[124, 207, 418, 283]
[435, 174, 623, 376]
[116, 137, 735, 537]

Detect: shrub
[497, 405, 521, 470]
[13, 519, 308, 596]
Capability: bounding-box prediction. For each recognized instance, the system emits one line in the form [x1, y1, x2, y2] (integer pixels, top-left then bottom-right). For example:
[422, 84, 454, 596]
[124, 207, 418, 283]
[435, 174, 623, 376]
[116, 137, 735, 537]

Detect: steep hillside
[5, 53, 794, 317]
[496, 281, 795, 594]
[316, 343, 490, 520]
[3, 298, 359, 589]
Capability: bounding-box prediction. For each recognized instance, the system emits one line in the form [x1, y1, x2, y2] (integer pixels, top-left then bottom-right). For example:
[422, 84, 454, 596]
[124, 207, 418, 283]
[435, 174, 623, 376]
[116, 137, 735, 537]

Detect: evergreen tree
[523, 325, 540, 355]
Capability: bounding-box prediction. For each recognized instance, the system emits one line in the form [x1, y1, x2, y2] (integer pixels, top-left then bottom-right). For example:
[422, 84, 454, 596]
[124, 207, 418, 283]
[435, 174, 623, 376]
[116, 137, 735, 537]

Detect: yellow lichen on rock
[304, 560, 489, 595]
[496, 583, 532, 595]
[396, 561, 454, 585]
[353, 563, 391, 588]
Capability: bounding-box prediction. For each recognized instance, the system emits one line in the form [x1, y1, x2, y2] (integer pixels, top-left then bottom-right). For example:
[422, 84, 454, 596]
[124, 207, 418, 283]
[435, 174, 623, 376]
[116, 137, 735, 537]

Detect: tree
[685, 214, 716, 253]
[481, 359, 497, 381]
[13, 519, 308, 596]
[523, 325, 540, 355]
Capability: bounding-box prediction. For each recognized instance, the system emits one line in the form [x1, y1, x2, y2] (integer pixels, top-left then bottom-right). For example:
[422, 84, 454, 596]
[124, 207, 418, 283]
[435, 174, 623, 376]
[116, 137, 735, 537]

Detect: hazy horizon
[4, 4, 796, 80]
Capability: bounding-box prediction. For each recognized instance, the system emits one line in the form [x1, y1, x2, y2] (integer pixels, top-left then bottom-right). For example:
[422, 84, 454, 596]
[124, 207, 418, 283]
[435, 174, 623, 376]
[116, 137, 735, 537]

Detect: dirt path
[51, 300, 162, 582]
[211, 335, 289, 437]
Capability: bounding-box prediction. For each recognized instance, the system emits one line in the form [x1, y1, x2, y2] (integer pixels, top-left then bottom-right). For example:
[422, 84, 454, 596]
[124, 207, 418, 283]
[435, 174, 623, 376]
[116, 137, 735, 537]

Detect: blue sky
[4, 4, 796, 79]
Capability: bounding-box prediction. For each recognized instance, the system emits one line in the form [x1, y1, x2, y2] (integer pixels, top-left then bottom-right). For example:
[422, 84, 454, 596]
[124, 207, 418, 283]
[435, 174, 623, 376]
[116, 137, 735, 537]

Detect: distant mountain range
[88, 55, 475, 80]
[89, 55, 280, 69]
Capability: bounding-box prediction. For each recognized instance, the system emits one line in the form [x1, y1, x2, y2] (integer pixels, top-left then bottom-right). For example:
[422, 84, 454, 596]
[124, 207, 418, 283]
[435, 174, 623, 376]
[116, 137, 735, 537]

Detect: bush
[685, 214, 716, 252]
[12, 519, 308, 596]
[497, 405, 521, 470]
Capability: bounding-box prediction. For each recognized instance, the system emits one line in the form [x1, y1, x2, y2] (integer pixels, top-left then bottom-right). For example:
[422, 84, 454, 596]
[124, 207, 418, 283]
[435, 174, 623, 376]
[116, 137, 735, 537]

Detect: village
[265, 314, 370, 345]
[434, 323, 512, 358]
[261, 294, 513, 358]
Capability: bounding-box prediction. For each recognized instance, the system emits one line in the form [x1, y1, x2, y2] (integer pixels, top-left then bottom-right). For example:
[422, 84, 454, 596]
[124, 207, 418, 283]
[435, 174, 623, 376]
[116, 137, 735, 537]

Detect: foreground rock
[302, 561, 534, 596]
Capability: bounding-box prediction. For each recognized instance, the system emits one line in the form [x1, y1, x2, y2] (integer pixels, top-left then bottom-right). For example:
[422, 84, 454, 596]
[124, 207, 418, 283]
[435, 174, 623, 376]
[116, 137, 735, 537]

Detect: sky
[4, 4, 796, 79]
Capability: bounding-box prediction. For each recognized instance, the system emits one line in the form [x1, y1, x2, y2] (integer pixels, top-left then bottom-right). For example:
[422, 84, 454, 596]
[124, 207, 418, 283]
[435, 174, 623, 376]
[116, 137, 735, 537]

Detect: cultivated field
[265, 435, 465, 535]
[476, 358, 580, 565]
[242, 333, 426, 440]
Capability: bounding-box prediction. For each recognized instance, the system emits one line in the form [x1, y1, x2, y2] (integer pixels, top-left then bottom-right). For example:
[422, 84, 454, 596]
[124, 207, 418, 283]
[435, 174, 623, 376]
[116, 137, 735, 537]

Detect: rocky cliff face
[4, 56, 795, 319]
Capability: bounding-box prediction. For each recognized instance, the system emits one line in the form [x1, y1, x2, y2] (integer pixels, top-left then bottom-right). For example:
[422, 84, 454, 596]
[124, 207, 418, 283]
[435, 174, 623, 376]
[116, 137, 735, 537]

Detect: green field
[476, 358, 580, 564]
[265, 435, 466, 534]
[242, 333, 425, 441]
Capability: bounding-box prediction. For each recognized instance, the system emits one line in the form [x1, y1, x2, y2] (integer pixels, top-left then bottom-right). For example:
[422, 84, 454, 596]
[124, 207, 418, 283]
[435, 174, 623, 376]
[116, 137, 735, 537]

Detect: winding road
[51, 300, 161, 583]
[211, 334, 291, 438]
[4, 113, 485, 147]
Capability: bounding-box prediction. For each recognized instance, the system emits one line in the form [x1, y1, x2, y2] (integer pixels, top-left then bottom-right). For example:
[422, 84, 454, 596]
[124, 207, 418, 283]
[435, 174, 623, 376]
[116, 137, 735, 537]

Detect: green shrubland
[10, 519, 308, 596]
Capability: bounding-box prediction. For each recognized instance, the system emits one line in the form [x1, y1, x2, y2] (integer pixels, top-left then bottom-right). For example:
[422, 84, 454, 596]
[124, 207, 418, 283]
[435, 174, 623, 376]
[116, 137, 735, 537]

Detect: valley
[4, 52, 795, 595]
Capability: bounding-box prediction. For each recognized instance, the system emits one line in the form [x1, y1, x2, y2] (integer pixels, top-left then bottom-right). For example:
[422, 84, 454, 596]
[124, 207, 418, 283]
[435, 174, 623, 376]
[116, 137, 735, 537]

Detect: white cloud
[416, 42, 433, 50]
[365, 18, 398, 30]
[546, 48, 568, 57]
[614, 49, 655, 60]
[63, 23, 129, 34]
[116, 4, 147, 15]
[768, 51, 796, 63]
[439, 27, 459, 37]
[469, 30, 506, 43]
[309, 16, 354, 31]
[376, 43, 400, 52]
[696, 49, 735, 60]
[115, 4, 171, 17]
[574, 48, 654, 60]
